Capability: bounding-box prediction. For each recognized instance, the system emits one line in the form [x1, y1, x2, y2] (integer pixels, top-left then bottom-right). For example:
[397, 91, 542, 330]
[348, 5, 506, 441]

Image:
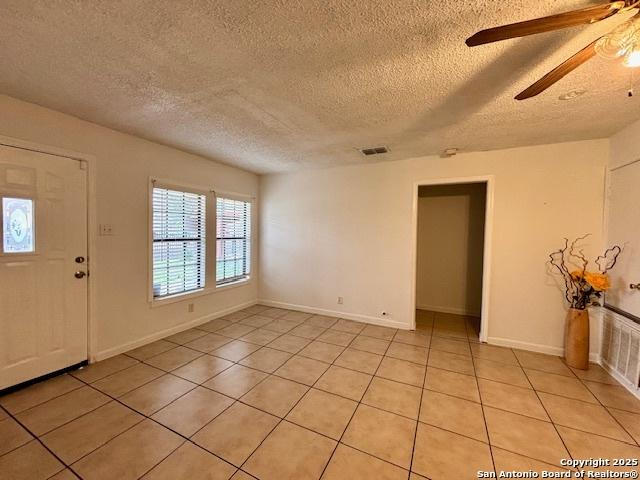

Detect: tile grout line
[85, 358, 363, 476]
[181, 319, 341, 451]
[0, 368, 155, 461]
[70, 372, 231, 475]
[75, 311, 320, 474]
[101, 312, 317, 421]
[421, 318, 592, 473]
[568, 364, 640, 447]
[472, 358, 638, 408]
[163, 313, 368, 475]
[0, 309, 312, 477]
[40, 324, 626, 474]
[234, 320, 369, 476]
[466, 320, 498, 476]
[0, 382, 87, 420]
[423, 315, 640, 471]
[236, 320, 406, 472]
[422, 336, 640, 470]
[11, 391, 115, 440]
[76, 318, 413, 446]
[0, 398, 85, 479]
[406, 311, 435, 479]
[2, 312, 496, 471]
[211, 309, 431, 365]
[5, 307, 638, 479]
[83, 313, 438, 409]
[0, 310, 475, 475]
[515, 354, 576, 466]
[0, 390, 113, 458]
[523, 354, 640, 447]
[315, 317, 407, 479]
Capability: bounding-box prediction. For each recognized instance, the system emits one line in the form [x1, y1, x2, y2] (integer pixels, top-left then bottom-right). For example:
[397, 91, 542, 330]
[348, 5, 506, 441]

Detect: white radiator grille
[601, 309, 640, 389]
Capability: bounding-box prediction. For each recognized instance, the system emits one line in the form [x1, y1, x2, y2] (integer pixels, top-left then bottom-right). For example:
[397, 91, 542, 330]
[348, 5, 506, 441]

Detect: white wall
[610, 119, 640, 170]
[259, 140, 609, 355]
[0, 95, 259, 360]
[607, 120, 640, 318]
[0, 93, 616, 361]
[416, 184, 485, 316]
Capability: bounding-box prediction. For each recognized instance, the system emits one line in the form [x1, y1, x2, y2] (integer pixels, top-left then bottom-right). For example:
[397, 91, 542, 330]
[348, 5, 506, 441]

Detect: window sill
[215, 277, 251, 292]
[150, 278, 252, 308]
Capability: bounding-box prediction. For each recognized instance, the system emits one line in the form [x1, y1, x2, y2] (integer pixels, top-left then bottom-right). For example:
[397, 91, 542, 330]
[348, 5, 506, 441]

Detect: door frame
[0, 134, 98, 361]
[409, 175, 495, 342]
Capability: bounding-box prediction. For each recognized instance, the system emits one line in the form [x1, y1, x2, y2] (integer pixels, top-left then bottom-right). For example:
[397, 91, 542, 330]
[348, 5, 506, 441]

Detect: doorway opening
[411, 177, 493, 342]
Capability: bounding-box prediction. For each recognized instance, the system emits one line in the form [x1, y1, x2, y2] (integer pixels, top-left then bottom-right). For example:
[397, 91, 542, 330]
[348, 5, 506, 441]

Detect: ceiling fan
[466, 1, 640, 100]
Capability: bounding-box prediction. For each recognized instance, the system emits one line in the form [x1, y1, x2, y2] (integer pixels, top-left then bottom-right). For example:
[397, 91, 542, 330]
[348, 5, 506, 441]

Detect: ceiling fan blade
[466, 1, 625, 47]
[515, 40, 598, 100]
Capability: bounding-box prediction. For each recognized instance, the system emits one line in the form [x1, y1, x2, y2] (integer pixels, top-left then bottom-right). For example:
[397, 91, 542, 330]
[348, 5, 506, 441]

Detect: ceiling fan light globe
[595, 18, 640, 59]
[595, 32, 633, 58]
[623, 48, 640, 66]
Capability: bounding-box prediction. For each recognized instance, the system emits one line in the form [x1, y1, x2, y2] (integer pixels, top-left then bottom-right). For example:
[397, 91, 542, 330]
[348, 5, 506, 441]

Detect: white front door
[0, 144, 88, 390]
[607, 162, 640, 318]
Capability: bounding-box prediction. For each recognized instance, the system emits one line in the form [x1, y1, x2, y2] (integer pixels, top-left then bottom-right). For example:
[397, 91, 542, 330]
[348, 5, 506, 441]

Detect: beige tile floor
[1, 307, 640, 479]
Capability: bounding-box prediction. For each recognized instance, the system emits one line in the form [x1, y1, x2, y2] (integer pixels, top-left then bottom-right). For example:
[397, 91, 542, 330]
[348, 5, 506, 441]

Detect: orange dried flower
[570, 270, 584, 281]
[584, 272, 610, 291]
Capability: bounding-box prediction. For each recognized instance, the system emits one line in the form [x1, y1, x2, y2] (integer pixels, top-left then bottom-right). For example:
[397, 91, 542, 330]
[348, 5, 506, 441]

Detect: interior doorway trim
[0, 134, 98, 361]
[410, 175, 494, 342]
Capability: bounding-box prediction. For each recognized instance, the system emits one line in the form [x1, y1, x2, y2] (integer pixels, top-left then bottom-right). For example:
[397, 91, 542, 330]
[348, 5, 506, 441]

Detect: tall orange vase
[564, 308, 589, 370]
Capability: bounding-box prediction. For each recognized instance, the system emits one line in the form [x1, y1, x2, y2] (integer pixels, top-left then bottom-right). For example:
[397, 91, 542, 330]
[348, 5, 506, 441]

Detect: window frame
[148, 179, 254, 306]
[148, 179, 215, 304]
[215, 194, 253, 288]
[0, 194, 38, 256]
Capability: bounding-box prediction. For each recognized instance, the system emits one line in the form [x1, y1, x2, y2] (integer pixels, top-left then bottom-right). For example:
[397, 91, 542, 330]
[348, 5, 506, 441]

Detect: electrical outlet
[337, 297, 343, 305]
[99, 224, 114, 236]
[188, 303, 195, 313]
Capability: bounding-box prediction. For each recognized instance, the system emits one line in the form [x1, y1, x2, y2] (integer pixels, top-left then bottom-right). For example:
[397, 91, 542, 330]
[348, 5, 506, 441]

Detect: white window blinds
[216, 196, 251, 285]
[152, 187, 206, 298]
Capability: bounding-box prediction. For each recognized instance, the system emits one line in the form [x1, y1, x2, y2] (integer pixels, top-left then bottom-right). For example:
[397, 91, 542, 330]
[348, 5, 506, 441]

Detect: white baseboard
[416, 304, 480, 317]
[258, 299, 411, 330]
[92, 299, 258, 362]
[487, 336, 601, 363]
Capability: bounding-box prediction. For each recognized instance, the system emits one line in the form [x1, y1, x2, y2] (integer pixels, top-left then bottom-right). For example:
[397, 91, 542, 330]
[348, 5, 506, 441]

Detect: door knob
[75, 256, 85, 264]
[631, 283, 640, 290]
[75, 271, 87, 279]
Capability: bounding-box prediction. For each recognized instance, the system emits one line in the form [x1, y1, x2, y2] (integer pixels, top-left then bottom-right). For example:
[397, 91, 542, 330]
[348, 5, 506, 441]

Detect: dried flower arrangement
[549, 234, 622, 310]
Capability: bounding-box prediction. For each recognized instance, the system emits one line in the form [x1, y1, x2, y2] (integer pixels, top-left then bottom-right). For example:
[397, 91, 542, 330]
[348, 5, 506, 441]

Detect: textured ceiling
[1, 0, 639, 173]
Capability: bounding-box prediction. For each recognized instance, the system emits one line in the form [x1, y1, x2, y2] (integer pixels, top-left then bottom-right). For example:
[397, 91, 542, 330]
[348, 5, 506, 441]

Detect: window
[152, 186, 206, 299]
[216, 196, 251, 286]
[2, 197, 35, 253]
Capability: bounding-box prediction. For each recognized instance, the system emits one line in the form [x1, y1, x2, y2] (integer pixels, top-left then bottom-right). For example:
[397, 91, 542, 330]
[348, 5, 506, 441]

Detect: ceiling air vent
[360, 146, 388, 156]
